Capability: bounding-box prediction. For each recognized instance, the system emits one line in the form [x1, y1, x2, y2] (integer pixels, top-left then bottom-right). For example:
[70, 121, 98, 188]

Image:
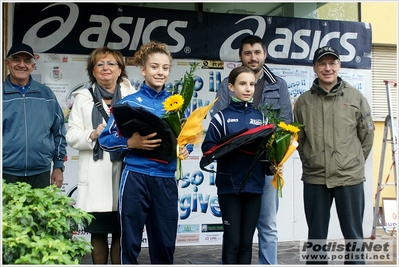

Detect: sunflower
[278, 121, 300, 134]
[163, 94, 184, 113]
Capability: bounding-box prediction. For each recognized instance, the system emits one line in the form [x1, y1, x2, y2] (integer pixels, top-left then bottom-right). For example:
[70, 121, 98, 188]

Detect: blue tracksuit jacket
[99, 82, 177, 178]
[2, 75, 67, 176]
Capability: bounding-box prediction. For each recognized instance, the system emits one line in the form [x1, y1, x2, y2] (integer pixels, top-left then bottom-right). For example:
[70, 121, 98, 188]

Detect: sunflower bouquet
[162, 62, 217, 179]
[258, 104, 303, 197]
[162, 62, 198, 138]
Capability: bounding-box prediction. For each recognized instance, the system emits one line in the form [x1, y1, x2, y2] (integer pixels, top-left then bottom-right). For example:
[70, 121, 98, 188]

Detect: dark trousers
[3, 171, 51, 189]
[303, 182, 365, 265]
[119, 171, 178, 264]
[218, 192, 262, 264]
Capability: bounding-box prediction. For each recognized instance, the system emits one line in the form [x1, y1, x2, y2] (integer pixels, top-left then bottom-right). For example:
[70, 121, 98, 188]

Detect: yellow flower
[278, 121, 300, 134]
[163, 94, 184, 113]
[286, 124, 300, 134]
[277, 121, 289, 131]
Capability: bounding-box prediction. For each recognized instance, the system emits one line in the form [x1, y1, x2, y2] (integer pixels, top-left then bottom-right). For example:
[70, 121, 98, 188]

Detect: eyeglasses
[10, 57, 35, 65]
[316, 61, 340, 69]
[95, 61, 118, 69]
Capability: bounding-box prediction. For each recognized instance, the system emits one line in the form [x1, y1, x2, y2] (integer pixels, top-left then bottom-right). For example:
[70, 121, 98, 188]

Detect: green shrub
[2, 179, 94, 264]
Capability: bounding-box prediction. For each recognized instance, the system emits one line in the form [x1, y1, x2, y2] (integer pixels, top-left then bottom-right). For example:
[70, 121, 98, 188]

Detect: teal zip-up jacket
[293, 78, 374, 188]
[2, 75, 67, 176]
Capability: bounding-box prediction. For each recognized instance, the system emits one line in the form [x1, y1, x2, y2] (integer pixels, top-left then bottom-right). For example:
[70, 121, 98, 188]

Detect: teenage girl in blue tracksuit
[202, 66, 271, 264]
[99, 41, 190, 264]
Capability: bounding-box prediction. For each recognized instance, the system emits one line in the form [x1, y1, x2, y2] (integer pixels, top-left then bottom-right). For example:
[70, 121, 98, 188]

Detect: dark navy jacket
[202, 100, 267, 195]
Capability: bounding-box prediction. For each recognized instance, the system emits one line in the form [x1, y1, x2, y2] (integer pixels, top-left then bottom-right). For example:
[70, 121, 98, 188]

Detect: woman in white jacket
[66, 47, 137, 264]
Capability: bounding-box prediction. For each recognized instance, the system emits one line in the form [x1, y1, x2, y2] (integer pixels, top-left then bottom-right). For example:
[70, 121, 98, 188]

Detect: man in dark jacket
[213, 35, 293, 264]
[2, 43, 67, 188]
[294, 46, 374, 264]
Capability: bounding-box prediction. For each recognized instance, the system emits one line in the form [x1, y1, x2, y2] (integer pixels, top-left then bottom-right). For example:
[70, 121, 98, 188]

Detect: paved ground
[81, 228, 397, 265]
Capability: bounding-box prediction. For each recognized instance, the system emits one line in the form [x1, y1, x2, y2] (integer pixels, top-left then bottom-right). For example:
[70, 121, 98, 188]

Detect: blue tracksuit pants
[119, 170, 178, 264]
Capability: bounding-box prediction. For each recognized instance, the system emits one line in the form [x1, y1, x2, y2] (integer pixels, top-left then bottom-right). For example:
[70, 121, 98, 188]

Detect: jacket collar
[4, 75, 36, 94]
[311, 77, 343, 95]
[230, 100, 254, 112]
[140, 82, 169, 99]
[262, 64, 277, 84]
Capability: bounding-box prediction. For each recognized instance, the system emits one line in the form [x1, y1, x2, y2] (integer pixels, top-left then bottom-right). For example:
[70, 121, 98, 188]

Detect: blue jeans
[257, 175, 279, 264]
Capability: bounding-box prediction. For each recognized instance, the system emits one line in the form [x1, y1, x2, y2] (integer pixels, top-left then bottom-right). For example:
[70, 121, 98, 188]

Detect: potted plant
[2, 179, 94, 264]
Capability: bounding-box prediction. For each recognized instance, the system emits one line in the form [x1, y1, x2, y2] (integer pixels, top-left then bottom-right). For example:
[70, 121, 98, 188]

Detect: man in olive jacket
[293, 46, 374, 264]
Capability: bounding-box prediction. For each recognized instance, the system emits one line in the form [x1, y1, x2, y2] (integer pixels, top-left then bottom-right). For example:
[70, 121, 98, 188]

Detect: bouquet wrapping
[259, 104, 304, 198]
[269, 128, 299, 197]
[162, 63, 217, 179]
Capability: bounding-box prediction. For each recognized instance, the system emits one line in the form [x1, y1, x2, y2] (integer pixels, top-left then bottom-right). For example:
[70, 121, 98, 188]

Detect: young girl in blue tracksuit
[98, 41, 190, 264]
[202, 66, 271, 264]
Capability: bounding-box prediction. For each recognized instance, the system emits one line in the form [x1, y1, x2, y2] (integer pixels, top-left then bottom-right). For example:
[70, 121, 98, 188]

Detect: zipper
[245, 102, 249, 128]
[23, 94, 29, 176]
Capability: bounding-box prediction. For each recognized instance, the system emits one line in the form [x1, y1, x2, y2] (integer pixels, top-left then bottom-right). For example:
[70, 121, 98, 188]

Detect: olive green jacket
[293, 78, 374, 188]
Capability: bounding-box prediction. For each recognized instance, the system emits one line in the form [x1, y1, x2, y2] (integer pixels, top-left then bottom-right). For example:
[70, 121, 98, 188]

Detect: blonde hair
[132, 41, 173, 67]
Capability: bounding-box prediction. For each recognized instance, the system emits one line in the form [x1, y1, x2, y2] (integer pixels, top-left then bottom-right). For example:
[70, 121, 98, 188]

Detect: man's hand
[51, 168, 64, 188]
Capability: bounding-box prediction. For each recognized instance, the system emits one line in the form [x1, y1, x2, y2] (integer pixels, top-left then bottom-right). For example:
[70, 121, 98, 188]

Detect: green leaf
[18, 195, 27, 203]
[178, 62, 198, 118]
[273, 133, 291, 163]
[163, 112, 182, 138]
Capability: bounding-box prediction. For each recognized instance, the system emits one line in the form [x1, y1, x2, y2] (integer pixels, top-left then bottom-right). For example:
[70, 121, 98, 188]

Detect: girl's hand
[178, 145, 190, 160]
[127, 132, 162, 150]
[270, 164, 283, 175]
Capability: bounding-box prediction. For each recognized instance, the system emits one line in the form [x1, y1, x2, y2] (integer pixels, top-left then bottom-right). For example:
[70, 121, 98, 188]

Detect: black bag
[111, 104, 177, 164]
[200, 124, 274, 193]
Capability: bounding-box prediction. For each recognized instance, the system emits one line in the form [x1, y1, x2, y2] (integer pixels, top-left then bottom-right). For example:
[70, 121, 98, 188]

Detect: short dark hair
[239, 35, 266, 55]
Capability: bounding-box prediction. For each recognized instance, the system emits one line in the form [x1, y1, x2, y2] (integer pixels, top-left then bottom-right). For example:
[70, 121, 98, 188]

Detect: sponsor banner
[176, 234, 200, 244]
[178, 224, 201, 234]
[12, 3, 371, 69]
[200, 233, 223, 244]
[201, 224, 224, 233]
[299, 239, 394, 262]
